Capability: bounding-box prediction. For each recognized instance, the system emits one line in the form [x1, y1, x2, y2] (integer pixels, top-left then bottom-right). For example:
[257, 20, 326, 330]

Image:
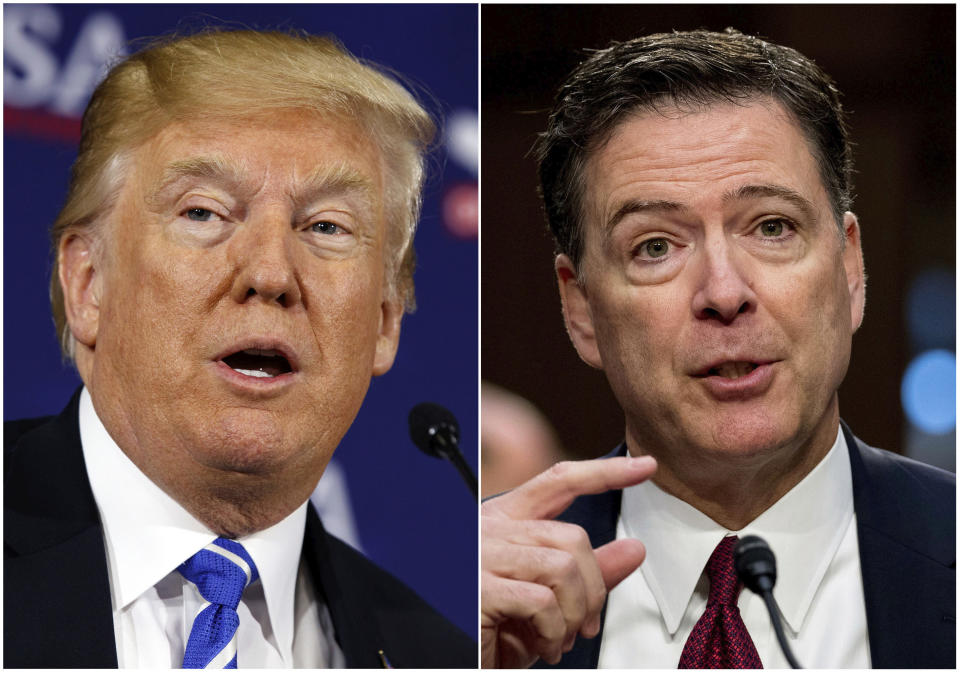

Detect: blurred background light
[900, 349, 956, 435]
[905, 267, 955, 352]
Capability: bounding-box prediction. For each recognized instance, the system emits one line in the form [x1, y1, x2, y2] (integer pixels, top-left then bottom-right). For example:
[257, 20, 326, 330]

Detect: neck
[115, 430, 313, 538]
[149, 465, 313, 538]
[626, 405, 839, 530]
[82, 369, 319, 538]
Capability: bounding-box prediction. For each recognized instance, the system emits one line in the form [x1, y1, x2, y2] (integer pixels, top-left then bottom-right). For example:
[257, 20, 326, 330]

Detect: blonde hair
[52, 28, 435, 358]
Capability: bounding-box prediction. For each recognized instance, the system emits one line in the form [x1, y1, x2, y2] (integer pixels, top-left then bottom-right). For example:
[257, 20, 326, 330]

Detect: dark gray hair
[535, 28, 854, 270]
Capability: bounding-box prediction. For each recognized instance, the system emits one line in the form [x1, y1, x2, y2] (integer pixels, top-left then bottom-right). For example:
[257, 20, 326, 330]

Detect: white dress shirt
[79, 388, 345, 668]
[599, 426, 871, 668]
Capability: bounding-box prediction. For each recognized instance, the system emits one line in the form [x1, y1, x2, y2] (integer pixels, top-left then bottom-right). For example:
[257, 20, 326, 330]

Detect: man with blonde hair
[5, 28, 474, 668]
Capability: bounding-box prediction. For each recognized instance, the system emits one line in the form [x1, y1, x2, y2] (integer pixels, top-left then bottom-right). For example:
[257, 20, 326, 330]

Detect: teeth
[221, 347, 292, 378]
[234, 368, 275, 378]
[712, 362, 757, 379]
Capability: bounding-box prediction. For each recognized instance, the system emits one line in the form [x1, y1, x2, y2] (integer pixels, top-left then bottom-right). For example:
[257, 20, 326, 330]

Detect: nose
[690, 236, 756, 324]
[229, 213, 301, 307]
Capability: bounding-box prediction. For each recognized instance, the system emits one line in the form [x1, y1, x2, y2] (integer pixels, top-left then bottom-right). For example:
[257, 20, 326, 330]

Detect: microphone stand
[408, 403, 478, 501]
[759, 587, 801, 669]
[735, 535, 802, 669]
[431, 429, 478, 500]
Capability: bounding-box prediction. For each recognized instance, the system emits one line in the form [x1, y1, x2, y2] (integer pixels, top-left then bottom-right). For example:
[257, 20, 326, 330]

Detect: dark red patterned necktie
[678, 535, 763, 669]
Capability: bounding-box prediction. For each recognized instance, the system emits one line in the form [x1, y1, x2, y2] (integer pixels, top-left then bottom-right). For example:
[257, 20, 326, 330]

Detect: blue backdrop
[4, 4, 478, 637]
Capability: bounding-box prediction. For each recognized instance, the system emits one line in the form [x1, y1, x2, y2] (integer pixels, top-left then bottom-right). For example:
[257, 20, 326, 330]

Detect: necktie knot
[679, 535, 762, 668]
[178, 538, 259, 668]
[179, 538, 259, 608]
[705, 535, 743, 607]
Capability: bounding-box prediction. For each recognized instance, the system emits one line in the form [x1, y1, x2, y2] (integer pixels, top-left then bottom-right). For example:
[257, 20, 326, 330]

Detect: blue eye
[186, 208, 214, 221]
[311, 221, 341, 235]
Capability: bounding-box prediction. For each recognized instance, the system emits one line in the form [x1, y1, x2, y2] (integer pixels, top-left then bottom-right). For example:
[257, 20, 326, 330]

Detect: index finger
[487, 456, 657, 521]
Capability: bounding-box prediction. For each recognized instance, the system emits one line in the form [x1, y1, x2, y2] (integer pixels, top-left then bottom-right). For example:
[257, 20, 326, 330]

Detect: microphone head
[408, 402, 460, 458]
[734, 534, 777, 595]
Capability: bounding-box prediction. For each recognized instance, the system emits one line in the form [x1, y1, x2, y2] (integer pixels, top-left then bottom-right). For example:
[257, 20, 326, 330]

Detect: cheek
[816, 268, 855, 366]
[593, 286, 683, 380]
[150, 247, 222, 306]
[768, 261, 852, 380]
[304, 261, 384, 360]
[792, 261, 850, 331]
[101, 244, 225, 367]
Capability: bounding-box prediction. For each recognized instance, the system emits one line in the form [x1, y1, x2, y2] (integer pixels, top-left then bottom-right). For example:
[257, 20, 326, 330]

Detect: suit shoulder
[5, 415, 54, 471]
[855, 438, 954, 500]
[849, 432, 955, 566]
[5, 416, 53, 447]
[319, 532, 476, 667]
[5, 390, 83, 479]
[323, 533, 452, 616]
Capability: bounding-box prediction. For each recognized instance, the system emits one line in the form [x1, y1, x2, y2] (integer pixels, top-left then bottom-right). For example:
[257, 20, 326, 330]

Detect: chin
[190, 408, 301, 474]
[697, 411, 802, 460]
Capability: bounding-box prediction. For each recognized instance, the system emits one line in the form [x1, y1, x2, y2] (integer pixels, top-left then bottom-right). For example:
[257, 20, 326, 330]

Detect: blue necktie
[178, 538, 259, 669]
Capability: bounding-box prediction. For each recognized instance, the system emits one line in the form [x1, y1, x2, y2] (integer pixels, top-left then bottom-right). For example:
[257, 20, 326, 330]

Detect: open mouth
[705, 362, 758, 380]
[222, 349, 293, 378]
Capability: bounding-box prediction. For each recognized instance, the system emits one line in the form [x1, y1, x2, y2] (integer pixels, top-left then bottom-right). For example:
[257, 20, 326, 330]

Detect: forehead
[129, 109, 385, 203]
[582, 99, 829, 226]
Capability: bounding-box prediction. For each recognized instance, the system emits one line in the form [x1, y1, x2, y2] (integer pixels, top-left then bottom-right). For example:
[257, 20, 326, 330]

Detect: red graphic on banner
[442, 182, 478, 239]
[4, 106, 82, 144]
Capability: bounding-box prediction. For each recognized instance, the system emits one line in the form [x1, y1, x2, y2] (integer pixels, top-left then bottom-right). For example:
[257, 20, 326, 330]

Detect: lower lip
[213, 360, 297, 393]
[695, 363, 776, 401]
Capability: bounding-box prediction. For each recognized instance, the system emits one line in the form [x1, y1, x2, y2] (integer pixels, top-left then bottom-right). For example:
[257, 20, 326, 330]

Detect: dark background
[4, 3, 477, 636]
[482, 5, 955, 468]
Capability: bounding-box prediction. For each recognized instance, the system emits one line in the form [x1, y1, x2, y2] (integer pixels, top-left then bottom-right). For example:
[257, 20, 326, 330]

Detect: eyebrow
[147, 156, 378, 208]
[722, 183, 817, 221]
[604, 183, 817, 232]
[149, 156, 243, 193]
[300, 161, 377, 205]
[606, 198, 688, 231]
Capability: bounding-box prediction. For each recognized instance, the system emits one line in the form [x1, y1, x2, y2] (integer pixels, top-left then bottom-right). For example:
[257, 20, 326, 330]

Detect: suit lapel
[542, 432, 955, 669]
[541, 443, 626, 669]
[301, 506, 388, 668]
[4, 390, 118, 668]
[845, 423, 956, 668]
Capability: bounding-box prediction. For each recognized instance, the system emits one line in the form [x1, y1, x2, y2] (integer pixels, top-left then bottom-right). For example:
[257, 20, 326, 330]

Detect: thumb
[595, 538, 646, 590]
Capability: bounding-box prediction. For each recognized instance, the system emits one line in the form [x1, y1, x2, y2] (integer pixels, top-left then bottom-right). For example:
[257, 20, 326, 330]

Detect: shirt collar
[620, 426, 853, 635]
[79, 387, 308, 662]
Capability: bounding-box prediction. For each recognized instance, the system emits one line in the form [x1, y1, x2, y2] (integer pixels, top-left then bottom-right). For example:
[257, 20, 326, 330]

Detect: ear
[556, 254, 604, 369]
[372, 297, 403, 376]
[58, 231, 102, 348]
[841, 212, 866, 332]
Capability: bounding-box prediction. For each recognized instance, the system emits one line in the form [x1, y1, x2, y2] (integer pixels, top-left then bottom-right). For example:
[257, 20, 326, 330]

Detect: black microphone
[408, 402, 477, 500]
[734, 535, 802, 669]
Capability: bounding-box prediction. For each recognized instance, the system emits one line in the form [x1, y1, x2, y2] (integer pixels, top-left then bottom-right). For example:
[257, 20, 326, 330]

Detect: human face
[557, 100, 864, 467]
[78, 109, 401, 495]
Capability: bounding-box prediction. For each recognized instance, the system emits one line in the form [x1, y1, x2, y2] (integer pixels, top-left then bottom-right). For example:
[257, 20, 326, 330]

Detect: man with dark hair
[481, 29, 954, 669]
[5, 29, 475, 668]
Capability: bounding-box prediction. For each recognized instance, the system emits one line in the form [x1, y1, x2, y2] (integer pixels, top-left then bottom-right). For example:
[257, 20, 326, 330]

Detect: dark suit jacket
[4, 391, 476, 668]
[534, 423, 955, 669]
